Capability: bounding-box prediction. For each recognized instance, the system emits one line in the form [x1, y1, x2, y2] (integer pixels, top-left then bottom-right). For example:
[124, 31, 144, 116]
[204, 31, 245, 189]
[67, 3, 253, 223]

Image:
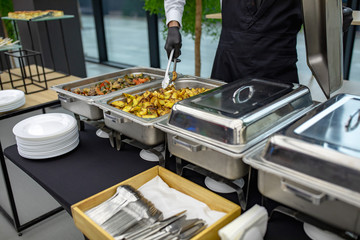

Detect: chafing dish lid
[260, 94, 360, 193]
[294, 94, 360, 156]
[187, 79, 293, 117]
[168, 78, 312, 145]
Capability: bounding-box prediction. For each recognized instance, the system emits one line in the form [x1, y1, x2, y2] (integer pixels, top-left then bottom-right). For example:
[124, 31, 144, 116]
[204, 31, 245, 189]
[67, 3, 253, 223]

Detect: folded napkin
[138, 176, 226, 226]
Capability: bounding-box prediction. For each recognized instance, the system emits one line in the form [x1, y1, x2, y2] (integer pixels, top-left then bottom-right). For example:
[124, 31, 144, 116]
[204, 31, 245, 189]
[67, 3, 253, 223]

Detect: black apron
[211, 0, 303, 84]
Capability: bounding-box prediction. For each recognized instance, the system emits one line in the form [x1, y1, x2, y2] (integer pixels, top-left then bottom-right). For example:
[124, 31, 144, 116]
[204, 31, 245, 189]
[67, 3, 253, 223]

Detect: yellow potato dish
[110, 86, 209, 118]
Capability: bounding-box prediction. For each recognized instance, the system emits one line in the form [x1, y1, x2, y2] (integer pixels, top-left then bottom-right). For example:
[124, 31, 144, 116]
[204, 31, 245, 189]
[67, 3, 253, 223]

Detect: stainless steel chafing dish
[51, 67, 165, 120]
[93, 77, 224, 146]
[156, 79, 315, 180]
[244, 93, 360, 234]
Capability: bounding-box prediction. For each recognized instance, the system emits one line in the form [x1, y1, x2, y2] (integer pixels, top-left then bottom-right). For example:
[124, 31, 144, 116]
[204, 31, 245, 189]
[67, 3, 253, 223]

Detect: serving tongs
[162, 49, 180, 89]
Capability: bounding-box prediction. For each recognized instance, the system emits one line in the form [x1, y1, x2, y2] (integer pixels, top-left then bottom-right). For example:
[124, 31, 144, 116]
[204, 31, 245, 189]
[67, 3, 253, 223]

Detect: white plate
[204, 177, 245, 194]
[0, 89, 24, 107]
[0, 97, 25, 112]
[96, 129, 109, 138]
[17, 132, 79, 152]
[13, 113, 77, 140]
[303, 223, 345, 240]
[18, 138, 79, 160]
[0, 96, 25, 108]
[18, 135, 79, 156]
[15, 126, 78, 146]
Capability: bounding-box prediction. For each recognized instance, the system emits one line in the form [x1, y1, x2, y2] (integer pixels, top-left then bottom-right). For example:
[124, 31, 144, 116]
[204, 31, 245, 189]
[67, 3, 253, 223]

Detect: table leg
[5, 53, 16, 89]
[44, 21, 56, 72]
[59, 20, 71, 75]
[26, 21, 35, 51]
[0, 141, 21, 232]
[18, 55, 29, 94]
[0, 140, 64, 235]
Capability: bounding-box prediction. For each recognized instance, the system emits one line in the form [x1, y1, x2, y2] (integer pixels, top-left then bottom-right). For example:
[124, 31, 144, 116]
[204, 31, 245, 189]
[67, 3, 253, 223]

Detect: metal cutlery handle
[178, 222, 206, 240]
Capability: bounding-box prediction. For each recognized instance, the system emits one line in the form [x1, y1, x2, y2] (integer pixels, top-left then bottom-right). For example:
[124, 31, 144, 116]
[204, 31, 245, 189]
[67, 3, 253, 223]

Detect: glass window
[78, 0, 99, 60]
[102, 0, 149, 66]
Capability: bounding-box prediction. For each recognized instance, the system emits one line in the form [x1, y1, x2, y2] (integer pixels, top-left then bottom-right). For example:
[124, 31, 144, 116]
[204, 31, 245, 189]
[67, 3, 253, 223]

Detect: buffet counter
[2, 123, 314, 239]
[2, 68, 360, 239]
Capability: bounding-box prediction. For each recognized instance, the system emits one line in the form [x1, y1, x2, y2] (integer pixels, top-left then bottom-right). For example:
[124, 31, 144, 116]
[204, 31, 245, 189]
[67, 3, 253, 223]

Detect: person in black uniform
[164, 0, 353, 84]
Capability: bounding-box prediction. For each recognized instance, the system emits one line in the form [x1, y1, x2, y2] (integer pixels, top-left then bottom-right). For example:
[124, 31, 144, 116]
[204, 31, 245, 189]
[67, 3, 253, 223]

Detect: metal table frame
[1, 15, 74, 82]
[0, 100, 62, 235]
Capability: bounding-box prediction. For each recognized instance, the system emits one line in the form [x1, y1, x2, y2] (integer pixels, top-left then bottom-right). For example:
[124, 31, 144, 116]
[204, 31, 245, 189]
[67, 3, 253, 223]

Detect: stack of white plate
[0, 89, 25, 112]
[13, 113, 79, 159]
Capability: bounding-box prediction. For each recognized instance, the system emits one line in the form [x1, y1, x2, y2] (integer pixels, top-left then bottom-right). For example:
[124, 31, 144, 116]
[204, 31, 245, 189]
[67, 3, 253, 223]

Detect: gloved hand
[165, 26, 182, 60]
[342, 6, 353, 32]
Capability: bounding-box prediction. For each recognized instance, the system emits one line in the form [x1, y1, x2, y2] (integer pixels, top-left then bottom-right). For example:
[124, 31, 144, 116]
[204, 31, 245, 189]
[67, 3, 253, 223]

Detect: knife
[162, 48, 175, 89]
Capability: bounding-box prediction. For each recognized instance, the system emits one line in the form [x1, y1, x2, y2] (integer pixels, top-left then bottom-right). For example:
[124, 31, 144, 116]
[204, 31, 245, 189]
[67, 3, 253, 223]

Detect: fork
[144, 214, 187, 240]
[85, 185, 139, 225]
[123, 210, 187, 240]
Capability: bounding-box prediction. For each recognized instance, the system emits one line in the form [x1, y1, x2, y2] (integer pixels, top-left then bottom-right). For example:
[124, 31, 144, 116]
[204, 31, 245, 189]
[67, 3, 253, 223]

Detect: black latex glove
[165, 26, 182, 60]
[342, 6, 353, 32]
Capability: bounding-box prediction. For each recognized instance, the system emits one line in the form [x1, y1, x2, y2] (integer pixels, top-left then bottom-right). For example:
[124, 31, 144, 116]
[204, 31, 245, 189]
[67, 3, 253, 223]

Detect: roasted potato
[110, 86, 209, 119]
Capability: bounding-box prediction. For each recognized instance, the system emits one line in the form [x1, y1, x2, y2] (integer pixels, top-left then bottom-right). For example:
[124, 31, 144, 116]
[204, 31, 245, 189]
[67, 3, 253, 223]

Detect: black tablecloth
[4, 124, 311, 239]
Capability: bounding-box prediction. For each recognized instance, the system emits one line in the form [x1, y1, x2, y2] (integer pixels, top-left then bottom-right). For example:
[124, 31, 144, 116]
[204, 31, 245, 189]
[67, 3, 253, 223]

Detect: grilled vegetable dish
[68, 73, 152, 96]
[111, 86, 209, 118]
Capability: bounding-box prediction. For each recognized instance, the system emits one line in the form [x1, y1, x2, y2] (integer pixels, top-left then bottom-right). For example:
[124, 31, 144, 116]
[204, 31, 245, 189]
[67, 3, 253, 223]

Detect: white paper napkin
[138, 175, 226, 226]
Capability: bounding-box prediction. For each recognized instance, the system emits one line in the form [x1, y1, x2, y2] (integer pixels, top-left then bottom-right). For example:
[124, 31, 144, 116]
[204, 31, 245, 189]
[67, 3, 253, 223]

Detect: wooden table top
[0, 65, 80, 117]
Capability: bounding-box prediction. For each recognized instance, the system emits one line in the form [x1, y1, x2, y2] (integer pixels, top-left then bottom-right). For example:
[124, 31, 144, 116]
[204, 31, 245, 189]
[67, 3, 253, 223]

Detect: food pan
[94, 77, 224, 146]
[51, 67, 165, 120]
[243, 94, 360, 234]
[156, 79, 315, 179]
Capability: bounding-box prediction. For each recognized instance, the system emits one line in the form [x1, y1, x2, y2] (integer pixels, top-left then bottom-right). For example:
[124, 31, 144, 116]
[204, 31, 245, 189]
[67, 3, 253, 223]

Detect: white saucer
[18, 138, 79, 160]
[17, 132, 79, 152]
[18, 135, 79, 156]
[140, 149, 160, 162]
[96, 129, 109, 138]
[13, 113, 77, 140]
[15, 126, 78, 146]
[0, 97, 25, 112]
[139, 144, 165, 162]
[0, 89, 24, 106]
[303, 223, 345, 240]
[205, 177, 245, 194]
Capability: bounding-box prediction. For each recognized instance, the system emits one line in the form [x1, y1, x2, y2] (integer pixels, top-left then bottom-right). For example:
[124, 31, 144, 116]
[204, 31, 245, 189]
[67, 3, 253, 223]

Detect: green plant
[0, 0, 15, 40]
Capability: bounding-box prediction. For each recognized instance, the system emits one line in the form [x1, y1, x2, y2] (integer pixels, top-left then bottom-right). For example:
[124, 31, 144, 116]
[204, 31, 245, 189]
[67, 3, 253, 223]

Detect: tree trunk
[195, 0, 202, 76]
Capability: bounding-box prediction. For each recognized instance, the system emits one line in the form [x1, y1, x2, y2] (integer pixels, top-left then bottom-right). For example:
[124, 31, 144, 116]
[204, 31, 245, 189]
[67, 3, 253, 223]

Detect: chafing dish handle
[172, 136, 202, 152]
[58, 94, 75, 103]
[345, 109, 360, 132]
[280, 179, 327, 205]
[104, 111, 127, 124]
